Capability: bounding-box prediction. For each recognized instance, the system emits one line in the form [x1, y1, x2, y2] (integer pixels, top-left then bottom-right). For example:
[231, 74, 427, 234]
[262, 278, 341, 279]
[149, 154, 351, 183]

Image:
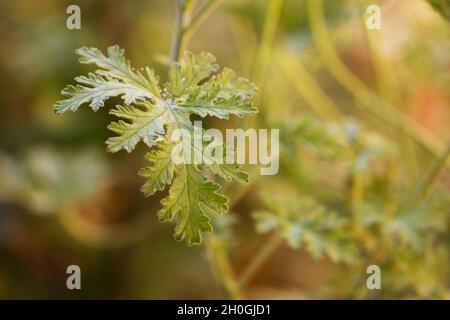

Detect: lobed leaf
[158, 165, 228, 246]
[54, 73, 152, 114]
[76, 46, 161, 98]
[165, 51, 219, 97]
[55, 46, 258, 245]
[253, 193, 358, 264]
[139, 140, 175, 196]
[106, 102, 168, 153]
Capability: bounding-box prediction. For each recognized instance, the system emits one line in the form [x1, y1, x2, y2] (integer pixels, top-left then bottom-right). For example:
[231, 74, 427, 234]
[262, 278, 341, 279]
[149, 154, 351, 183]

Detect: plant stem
[350, 168, 364, 214]
[252, 0, 284, 84]
[237, 232, 283, 290]
[228, 0, 284, 199]
[170, 0, 185, 62]
[276, 50, 342, 121]
[307, 0, 448, 166]
[184, 0, 222, 37]
[205, 236, 242, 299]
[168, 0, 241, 299]
[251, 0, 284, 124]
[171, 0, 222, 62]
[412, 141, 450, 200]
[361, 13, 419, 180]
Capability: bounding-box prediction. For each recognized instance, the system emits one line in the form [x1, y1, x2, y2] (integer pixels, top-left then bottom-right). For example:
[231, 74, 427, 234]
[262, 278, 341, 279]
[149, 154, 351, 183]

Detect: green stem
[237, 232, 283, 290]
[307, 0, 448, 166]
[170, 0, 222, 62]
[205, 236, 242, 299]
[227, 0, 284, 200]
[184, 0, 222, 37]
[169, 0, 241, 300]
[251, 0, 284, 125]
[412, 141, 450, 200]
[276, 50, 342, 121]
[170, 0, 185, 62]
[252, 0, 284, 84]
[361, 13, 419, 179]
[350, 168, 364, 215]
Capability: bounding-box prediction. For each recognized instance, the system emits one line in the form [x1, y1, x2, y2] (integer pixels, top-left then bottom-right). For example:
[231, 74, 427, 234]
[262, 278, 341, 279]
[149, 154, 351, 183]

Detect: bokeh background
[0, 0, 449, 299]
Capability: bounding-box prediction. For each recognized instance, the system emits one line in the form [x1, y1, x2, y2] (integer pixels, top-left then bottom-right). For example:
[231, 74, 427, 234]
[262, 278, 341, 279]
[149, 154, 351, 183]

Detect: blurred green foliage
[0, 0, 448, 299]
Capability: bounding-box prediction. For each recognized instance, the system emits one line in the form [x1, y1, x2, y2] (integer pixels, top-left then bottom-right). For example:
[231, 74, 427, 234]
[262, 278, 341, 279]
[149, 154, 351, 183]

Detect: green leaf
[280, 117, 349, 161]
[54, 46, 161, 114]
[54, 73, 152, 114]
[253, 193, 358, 264]
[0, 148, 108, 214]
[139, 140, 175, 196]
[177, 67, 258, 119]
[106, 102, 168, 153]
[384, 199, 447, 252]
[213, 68, 258, 97]
[55, 46, 258, 245]
[205, 146, 250, 184]
[178, 84, 257, 119]
[76, 46, 161, 98]
[165, 51, 219, 96]
[158, 165, 228, 246]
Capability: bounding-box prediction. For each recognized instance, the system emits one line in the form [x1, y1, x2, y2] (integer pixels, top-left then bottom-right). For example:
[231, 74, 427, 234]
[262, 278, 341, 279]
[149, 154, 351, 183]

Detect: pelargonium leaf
[253, 193, 358, 264]
[106, 102, 168, 153]
[55, 46, 258, 246]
